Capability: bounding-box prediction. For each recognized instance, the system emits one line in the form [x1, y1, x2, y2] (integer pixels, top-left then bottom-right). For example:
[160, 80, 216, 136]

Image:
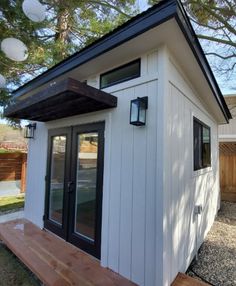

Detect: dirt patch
[187, 201, 236, 286]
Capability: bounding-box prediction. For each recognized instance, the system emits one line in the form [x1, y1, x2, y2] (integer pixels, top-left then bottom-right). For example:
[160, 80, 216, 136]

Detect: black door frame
[44, 122, 105, 259]
[44, 127, 72, 239]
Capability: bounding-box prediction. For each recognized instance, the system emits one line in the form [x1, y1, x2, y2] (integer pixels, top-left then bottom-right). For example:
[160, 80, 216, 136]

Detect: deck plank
[0, 219, 136, 286]
[171, 273, 210, 286]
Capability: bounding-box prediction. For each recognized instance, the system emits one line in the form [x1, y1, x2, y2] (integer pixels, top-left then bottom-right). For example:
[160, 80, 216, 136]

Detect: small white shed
[5, 0, 231, 285]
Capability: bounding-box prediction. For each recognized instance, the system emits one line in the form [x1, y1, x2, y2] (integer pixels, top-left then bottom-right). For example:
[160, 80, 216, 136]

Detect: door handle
[67, 181, 74, 193]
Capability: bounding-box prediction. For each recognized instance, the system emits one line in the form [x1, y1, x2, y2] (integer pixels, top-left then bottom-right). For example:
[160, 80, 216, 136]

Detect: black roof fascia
[13, 0, 176, 98]
[12, 0, 231, 121]
[175, 1, 232, 121]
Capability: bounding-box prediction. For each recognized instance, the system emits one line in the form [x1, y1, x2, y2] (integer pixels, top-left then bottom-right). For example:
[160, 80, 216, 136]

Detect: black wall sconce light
[24, 123, 36, 139]
[130, 96, 148, 126]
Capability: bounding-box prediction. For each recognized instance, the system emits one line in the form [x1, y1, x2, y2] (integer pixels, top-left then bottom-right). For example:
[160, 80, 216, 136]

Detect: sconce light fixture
[24, 123, 36, 139]
[130, 96, 148, 126]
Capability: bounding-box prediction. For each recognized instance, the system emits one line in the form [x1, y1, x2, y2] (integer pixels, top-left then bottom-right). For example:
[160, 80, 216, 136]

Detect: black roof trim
[14, 0, 176, 97]
[12, 0, 231, 121]
[5, 78, 117, 121]
[175, 1, 232, 121]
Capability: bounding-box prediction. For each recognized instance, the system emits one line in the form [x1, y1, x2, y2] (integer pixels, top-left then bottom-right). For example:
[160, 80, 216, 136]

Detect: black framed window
[100, 59, 140, 89]
[193, 117, 211, 171]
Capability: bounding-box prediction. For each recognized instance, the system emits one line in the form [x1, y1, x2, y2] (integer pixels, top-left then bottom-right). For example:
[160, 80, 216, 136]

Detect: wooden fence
[220, 153, 236, 202]
[0, 153, 27, 193]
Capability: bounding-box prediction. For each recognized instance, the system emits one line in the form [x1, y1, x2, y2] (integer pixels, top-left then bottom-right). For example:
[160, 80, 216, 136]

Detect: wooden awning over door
[4, 78, 117, 121]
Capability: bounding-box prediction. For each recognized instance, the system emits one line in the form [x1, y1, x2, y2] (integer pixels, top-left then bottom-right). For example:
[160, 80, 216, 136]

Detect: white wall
[162, 52, 220, 286]
[24, 47, 221, 286]
[91, 51, 159, 286]
[24, 122, 47, 228]
[24, 50, 160, 286]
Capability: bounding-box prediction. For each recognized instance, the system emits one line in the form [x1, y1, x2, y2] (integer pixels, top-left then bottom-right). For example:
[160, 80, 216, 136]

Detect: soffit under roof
[4, 78, 117, 121]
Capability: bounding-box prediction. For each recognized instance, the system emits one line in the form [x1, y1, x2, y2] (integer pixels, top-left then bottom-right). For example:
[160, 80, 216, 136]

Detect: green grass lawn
[0, 195, 25, 213]
[0, 149, 8, 153]
[0, 243, 40, 286]
[0, 149, 22, 153]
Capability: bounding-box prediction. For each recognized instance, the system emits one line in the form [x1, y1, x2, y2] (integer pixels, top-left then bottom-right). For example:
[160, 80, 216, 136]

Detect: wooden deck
[0, 219, 136, 286]
[172, 273, 209, 286]
[0, 219, 209, 286]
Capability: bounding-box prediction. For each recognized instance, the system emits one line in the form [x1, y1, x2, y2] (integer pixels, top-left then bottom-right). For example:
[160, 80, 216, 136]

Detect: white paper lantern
[22, 0, 46, 22]
[0, 74, 6, 88]
[1, 38, 28, 62]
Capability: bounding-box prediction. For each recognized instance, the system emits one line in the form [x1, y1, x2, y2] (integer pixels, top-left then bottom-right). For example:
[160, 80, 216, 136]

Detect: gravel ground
[187, 201, 236, 286]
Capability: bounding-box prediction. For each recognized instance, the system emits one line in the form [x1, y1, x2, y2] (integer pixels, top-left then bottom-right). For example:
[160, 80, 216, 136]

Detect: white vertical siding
[107, 79, 158, 286]
[144, 81, 158, 286]
[24, 47, 221, 286]
[24, 122, 47, 228]
[163, 56, 220, 285]
[24, 51, 159, 286]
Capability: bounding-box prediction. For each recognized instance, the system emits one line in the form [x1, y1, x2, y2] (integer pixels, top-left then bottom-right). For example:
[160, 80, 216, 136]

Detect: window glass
[100, 59, 140, 89]
[194, 120, 202, 170]
[193, 118, 211, 170]
[202, 126, 211, 167]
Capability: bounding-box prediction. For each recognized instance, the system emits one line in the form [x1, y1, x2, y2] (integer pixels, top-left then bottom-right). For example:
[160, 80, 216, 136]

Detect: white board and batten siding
[24, 47, 220, 286]
[94, 51, 159, 286]
[24, 50, 159, 286]
[24, 122, 48, 229]
[162, 51, 220, 286]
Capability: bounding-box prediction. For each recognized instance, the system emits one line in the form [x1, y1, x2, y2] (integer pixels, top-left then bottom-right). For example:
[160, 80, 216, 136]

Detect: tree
[149, 0, 236, 84]
[0, 0, 136, 125]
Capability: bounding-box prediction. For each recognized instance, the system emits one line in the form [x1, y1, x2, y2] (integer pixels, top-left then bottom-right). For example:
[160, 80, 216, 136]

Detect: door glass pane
[49, 136, 66, 225]
[74, 132, 98, 241]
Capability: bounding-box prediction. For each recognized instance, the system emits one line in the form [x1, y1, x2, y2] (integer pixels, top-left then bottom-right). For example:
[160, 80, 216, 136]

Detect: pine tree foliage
[149, 0, 236, 82]
[0, 0, 136, 123]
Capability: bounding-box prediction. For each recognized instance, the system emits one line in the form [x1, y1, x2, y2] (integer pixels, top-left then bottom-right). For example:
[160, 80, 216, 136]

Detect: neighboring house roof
[8, 0, 231, 122]
[224, 94, 236, 118]
[219, 94, 236, 142]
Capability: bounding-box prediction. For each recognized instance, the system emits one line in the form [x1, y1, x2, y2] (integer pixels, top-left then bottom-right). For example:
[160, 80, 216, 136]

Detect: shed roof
[6, 0, 231, 122]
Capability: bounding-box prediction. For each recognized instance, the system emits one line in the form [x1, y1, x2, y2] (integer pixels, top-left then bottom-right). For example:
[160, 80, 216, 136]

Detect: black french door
[44, 122, 104, 259]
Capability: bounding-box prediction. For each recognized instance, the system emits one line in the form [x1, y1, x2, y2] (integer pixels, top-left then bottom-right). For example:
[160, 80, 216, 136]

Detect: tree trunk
[54, 1, 71, 60]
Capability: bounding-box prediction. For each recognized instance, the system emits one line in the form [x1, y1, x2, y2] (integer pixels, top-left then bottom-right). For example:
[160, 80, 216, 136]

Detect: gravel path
[187, 201, 236, 286]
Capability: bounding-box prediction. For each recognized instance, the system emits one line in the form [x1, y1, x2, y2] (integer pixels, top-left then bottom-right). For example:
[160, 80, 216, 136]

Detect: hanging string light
[0, 0, 46, 91]
[22, 0, 46, 23]
[1, 38, 28, 62]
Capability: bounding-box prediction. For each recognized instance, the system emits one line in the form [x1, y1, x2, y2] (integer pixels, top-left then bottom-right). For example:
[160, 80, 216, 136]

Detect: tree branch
[197, 34, 236, 47]
[205, 52, 236, 60]
[88, 0, 132, 18]
[196, 2, 235, 35]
